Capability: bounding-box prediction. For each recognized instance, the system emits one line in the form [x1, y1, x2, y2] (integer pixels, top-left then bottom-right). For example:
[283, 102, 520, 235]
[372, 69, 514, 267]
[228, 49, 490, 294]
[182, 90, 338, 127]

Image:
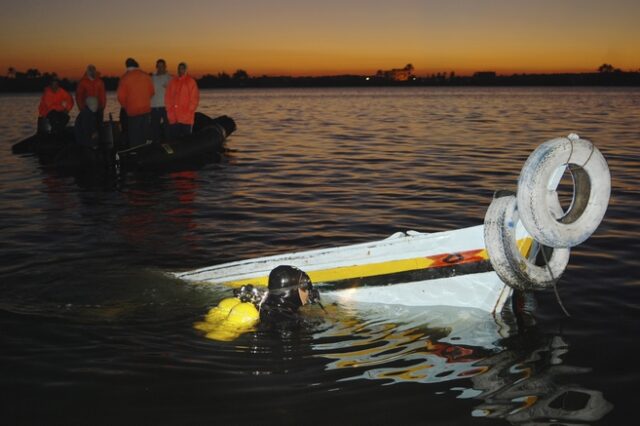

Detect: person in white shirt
[150, 59, 171, 143]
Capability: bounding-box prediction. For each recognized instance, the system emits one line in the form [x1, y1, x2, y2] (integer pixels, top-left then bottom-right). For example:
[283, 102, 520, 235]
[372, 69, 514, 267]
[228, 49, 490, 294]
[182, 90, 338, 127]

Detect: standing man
[76, 64, 106, 124]
[150, 59, 171, 143]
[165, 62, 199, 138]
[38, 75, 74, 133]
[117, 58, 154, 147]
[74, 97, 99, 149]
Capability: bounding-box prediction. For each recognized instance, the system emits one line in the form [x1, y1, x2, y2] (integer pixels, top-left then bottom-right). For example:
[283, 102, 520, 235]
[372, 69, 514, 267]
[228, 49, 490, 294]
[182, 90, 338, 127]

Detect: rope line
[541, 245, 571, 317]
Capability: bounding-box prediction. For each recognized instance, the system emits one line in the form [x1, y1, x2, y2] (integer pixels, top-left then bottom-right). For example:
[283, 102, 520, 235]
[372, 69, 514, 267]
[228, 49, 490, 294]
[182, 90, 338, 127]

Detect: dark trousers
[170, 123, 192, 139]
[150, 107, 169, 143]
[46, 110, 70, 133]
[74, 108, 98, 148]
[128, 113, 150, 147]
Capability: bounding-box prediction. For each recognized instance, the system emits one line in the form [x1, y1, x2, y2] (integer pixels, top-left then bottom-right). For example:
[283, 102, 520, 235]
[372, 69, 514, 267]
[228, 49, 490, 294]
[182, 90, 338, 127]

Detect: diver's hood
[266, 265, 319, 307]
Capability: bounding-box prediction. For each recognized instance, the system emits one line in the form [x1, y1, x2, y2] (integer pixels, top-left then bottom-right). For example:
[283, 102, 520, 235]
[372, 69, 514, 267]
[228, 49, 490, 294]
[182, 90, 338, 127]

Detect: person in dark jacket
[72, 96, 102, 164]
[74, 97, 99, 147]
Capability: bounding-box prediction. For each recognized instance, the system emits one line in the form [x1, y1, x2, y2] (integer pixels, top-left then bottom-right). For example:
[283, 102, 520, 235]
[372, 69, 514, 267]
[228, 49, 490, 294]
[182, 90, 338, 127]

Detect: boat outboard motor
[260, 265, 320, 323]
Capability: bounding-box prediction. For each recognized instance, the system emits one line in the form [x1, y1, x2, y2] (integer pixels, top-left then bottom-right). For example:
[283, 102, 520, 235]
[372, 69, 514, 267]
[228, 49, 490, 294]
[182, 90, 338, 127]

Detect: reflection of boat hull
[173, 223, 533, 313]
[314, 307, 613, 424]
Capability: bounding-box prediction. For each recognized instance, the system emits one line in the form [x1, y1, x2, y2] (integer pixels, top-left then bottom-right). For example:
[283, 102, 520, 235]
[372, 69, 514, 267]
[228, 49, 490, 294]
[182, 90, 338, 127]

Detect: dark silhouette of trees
[1, 64, 640, 92]
[598, 63, 621, 73]
[232, 69, 249, 80]
[25, 68, 41, 79]
[0, 68, 73, 92]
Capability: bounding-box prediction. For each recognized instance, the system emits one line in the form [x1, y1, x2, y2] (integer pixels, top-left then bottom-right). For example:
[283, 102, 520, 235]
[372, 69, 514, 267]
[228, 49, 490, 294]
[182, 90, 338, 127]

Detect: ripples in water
[1, 87, 638, 424]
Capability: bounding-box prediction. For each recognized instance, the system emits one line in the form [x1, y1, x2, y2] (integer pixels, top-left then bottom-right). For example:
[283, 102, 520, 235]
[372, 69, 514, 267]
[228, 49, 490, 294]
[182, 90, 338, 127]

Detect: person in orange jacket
[76, 64, 106, 123]
[165, 62, 199, 138]
[117, 58, 154, 147]
[38, 76, 74, 133]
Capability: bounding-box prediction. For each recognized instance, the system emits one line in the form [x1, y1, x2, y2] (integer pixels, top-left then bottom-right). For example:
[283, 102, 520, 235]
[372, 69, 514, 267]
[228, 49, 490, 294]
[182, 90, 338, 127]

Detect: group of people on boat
[37, 58, 200, 149]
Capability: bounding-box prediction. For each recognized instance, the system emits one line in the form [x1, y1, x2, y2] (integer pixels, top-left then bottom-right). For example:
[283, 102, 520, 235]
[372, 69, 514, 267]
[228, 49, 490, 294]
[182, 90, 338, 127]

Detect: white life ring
[517, 134, 610, 248]
[484, 195, 570, 291]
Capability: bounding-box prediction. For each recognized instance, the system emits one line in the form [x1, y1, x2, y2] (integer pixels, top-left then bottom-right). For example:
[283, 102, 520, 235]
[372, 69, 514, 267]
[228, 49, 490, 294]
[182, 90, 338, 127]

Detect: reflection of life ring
[517, 134, 610, 248]
[484, 195, 570, 291]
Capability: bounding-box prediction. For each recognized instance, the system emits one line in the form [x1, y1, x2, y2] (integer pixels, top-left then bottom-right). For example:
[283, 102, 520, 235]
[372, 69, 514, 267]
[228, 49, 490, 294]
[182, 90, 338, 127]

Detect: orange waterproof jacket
[38, 87, 74, 117]
[76, 72, 106, 111]
[117, 68, 154, 117]
[165, 74, 199, 125]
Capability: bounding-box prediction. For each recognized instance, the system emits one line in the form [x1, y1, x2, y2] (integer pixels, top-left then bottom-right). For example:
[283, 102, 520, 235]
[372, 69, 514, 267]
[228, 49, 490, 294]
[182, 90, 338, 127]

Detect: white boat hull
[173, 223, 533, 314]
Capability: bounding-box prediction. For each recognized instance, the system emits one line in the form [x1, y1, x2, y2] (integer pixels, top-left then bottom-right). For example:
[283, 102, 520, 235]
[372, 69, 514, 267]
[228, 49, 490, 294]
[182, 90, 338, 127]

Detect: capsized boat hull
[173, 223, 533, 313]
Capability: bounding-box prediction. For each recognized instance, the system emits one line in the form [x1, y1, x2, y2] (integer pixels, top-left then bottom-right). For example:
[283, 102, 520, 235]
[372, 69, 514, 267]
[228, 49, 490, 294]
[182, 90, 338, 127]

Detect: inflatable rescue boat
[116, 113, 236, 172]
[11, 127, 74, 160]
[11, 113, 236, 173]
[175, 134, 611, 315]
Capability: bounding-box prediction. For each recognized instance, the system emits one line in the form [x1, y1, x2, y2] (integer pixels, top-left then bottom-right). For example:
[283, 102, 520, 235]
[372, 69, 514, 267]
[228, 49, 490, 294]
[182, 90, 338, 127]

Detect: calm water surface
[1, 87, 638, 425]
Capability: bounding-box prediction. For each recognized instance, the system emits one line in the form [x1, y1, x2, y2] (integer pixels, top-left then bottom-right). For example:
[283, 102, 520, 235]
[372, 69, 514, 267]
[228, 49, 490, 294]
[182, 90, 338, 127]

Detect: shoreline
[2, 71, 639, 93]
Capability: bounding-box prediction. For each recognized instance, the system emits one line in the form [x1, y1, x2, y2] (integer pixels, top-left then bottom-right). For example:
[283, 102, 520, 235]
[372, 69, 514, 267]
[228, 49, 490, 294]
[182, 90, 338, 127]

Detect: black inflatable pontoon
[11, 113, 236, 173]
[11, 127, 76, 160]
[116, 113, 236, 172]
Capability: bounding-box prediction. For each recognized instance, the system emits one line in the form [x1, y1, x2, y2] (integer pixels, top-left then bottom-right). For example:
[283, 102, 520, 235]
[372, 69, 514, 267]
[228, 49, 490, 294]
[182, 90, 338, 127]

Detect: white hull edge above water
[173, 223, 532, 314]
[172, 134, 611, 316]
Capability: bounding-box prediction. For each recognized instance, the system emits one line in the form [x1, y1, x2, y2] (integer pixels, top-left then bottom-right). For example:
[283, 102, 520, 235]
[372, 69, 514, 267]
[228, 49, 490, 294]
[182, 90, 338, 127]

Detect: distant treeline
[1, 67, 639, 93]
[198, 71, 640, 88]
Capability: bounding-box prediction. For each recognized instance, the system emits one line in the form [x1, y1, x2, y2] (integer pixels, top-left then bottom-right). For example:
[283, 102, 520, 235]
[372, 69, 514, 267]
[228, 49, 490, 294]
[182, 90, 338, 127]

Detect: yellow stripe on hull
[220, 237, 533, 288]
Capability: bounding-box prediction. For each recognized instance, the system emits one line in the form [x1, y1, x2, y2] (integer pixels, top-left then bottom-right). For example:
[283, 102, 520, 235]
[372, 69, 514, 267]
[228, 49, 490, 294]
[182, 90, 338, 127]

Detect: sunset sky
[1, 0, 638, 79]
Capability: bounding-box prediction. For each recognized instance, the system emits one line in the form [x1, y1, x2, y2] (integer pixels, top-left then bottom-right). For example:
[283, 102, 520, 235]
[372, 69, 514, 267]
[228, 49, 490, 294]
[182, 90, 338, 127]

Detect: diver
[256, 265, 321, 324]
[194, 265, 322, 341]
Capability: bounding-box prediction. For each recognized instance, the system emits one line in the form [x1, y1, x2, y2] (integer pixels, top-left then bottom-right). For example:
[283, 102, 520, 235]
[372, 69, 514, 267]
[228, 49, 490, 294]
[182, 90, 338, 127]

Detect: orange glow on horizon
[3, 52, 636, 81]
[1, 0, 638, 80]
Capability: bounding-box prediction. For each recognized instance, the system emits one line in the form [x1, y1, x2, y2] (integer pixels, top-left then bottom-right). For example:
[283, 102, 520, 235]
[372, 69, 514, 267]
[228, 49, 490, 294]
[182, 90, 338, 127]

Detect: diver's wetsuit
[260, 293, 303, 324]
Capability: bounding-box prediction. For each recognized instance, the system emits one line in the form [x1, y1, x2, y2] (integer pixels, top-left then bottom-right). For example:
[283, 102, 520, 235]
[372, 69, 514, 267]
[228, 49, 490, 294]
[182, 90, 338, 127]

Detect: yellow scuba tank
[194, 297, 260, 342]
[193, 266, 321, 342]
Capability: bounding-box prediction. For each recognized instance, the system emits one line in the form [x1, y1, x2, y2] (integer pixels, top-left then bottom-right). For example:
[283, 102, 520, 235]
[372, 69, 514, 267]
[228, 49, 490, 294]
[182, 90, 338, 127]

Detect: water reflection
[117, 171, 202, 255]
[470, 334, 612, 424]
[313, 303, 612, 424]
[1, 88, 635, 424]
